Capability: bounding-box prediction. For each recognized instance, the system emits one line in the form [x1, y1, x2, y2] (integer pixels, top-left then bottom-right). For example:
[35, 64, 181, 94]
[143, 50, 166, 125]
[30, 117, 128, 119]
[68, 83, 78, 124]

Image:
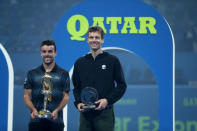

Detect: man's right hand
[31, 109, 38, 119]
[77, 103, 85, 112]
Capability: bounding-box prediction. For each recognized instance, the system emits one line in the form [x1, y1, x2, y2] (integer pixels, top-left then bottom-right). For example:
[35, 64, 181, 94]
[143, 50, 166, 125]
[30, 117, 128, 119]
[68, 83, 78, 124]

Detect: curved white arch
[0, 43, 14, 131]
[102, 47, 134, 54]
[164, 17, 176, 131]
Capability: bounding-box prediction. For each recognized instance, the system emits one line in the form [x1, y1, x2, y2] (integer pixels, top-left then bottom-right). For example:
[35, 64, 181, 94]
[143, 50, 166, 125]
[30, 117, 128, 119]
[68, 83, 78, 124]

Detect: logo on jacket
[101, 64, 107, 70]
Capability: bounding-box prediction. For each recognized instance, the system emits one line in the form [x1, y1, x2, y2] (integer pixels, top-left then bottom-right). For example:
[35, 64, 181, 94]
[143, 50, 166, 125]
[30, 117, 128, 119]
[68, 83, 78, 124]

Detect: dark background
[0, 0, 196, 86]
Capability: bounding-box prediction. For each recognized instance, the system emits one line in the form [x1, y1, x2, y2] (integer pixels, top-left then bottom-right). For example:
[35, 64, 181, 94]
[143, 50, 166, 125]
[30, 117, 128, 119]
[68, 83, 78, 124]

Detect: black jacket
[72, 52, 127, 108]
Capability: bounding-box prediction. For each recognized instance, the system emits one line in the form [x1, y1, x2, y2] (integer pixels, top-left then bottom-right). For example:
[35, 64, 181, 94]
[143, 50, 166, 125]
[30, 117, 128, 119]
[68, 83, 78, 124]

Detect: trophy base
[35, 110, 52, 119]
[81, 104, 98, 110]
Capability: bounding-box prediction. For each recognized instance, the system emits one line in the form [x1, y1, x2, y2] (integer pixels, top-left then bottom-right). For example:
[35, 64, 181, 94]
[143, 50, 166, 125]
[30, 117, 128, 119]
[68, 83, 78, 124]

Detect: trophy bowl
[80, 87, 99, 110]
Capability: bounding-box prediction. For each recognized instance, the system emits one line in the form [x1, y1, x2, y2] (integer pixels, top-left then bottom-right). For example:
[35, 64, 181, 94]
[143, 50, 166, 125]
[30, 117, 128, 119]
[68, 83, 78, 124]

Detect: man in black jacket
[72, 26, 127, 131]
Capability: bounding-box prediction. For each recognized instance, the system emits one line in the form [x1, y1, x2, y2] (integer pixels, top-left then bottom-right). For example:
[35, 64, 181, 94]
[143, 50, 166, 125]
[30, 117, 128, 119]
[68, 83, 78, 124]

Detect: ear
[87, 37, 89, 44]
[101, 39, 104, 45]
[40, 51, 43, 57]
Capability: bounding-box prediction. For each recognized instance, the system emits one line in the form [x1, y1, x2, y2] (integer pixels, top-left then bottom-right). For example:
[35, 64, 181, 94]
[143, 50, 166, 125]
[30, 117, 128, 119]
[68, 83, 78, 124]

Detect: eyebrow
[41, 50, 54, 52]
[88, 36, 101, 38]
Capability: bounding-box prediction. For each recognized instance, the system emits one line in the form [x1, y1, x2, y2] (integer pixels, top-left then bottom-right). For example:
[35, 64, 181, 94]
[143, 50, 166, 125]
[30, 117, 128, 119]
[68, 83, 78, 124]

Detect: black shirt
[72, 52, 127, 107]
[24, 64, 70, 124]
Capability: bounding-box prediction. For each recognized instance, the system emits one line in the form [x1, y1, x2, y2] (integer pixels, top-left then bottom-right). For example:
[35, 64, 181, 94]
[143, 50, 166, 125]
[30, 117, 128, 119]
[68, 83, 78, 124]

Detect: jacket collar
[85, 51, 108, 60]
[40, 63, 57, 72]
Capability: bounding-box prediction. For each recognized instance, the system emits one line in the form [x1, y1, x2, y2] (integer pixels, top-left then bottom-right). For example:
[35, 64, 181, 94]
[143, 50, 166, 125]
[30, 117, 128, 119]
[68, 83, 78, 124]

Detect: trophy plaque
[35, 72, 53, 119]
[80, 87, 99, 110]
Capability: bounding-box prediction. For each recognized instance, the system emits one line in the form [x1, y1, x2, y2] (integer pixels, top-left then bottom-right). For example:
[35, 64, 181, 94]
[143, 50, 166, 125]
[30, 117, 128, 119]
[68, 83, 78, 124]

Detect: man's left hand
[95, 98, 108, 110]
[52, 109, 58, 120]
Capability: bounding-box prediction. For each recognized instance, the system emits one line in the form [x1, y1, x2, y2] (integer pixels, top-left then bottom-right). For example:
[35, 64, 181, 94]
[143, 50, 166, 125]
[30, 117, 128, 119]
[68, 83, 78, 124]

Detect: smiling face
[88, 31, 104, 52]
[40, 45, 57, 66]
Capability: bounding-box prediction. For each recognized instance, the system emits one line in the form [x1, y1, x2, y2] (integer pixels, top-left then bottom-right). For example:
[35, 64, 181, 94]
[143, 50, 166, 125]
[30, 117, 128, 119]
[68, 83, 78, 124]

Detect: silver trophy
[36, 73, 53, 119]
[80, 87, 99, 110]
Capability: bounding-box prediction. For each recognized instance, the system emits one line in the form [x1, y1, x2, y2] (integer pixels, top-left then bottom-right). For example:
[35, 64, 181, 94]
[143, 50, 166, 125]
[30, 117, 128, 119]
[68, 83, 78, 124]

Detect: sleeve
[72, 62, 82, 108]
[61, 71, 70, 93]
[105, 57, 127, 105]
[24, 71, 33, 89]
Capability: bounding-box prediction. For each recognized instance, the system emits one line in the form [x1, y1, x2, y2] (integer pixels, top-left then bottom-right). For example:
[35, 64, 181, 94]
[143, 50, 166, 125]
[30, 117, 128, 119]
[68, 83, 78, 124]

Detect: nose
[46, 51, 49, 55]
[93, 37, 97, 40]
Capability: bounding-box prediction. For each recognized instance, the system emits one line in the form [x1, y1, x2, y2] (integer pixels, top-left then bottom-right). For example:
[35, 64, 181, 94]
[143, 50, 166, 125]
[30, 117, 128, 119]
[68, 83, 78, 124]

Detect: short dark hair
[40, 39, 56, 52]
[88, 26, 104, 39]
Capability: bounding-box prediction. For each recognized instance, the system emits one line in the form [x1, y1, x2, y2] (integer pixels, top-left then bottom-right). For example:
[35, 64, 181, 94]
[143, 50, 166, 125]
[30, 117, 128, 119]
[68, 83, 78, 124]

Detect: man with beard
[24, 39, 70, 131]
[72, 26, 127, 131]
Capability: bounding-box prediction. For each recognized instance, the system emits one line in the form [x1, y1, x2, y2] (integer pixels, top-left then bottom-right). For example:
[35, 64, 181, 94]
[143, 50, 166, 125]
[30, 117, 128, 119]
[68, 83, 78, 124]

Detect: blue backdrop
[53, 0, 174, 130]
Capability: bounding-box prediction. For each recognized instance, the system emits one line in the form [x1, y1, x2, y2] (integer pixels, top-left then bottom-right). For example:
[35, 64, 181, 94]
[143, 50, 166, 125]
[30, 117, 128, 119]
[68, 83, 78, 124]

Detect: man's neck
[43, 62, 55, 73]
[91, 49, 103, 59]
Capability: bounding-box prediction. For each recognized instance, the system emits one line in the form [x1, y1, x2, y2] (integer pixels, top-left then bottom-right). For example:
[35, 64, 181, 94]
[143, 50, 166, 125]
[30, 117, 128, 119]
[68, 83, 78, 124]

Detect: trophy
[80, 87, 99, 110]
[36, 72, 53, 119]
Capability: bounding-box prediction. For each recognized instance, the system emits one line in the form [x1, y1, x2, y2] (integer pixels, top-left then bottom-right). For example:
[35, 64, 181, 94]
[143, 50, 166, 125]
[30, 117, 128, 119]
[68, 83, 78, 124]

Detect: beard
[43, 56, 54, 66]
[90, 41, 101, 52]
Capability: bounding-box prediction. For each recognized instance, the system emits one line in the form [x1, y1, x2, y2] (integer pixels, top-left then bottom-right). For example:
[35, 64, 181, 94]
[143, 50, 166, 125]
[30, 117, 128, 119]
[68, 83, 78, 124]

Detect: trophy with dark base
[80, 87, 99, 111]
[36, 73, 53, 119]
